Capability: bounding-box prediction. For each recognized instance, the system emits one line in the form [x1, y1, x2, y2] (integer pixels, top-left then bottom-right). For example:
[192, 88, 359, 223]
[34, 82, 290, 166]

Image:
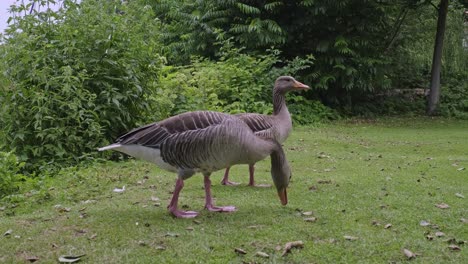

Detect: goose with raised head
[221, 76, 309, 187]
[98, 111, 291, 218]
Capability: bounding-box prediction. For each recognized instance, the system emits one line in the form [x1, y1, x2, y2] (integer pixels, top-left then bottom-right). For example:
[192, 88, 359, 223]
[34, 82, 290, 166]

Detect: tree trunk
[427, 0, 449, 115]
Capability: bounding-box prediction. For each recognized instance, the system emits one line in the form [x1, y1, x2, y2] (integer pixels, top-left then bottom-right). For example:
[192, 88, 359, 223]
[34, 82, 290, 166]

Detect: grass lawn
[1, 117, 467, 263]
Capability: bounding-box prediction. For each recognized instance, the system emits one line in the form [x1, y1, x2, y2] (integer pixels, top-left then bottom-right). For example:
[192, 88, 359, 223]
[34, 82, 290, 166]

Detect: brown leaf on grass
[426, 235, 434, 240]
[255, 251, 269, 258]
[420, 220, 431, 227]
[403, 248, 416, 259]
[58, 254, 86, 263]
[384, 224, 392, 229]
[435, 203, 450, 209]
[308, 185, 317, 191]
[186, 226, 194, 231]
[371, 220, 381, 226]
[435, 232, 445, 237]
[343, 235, 358, 241]
[155, 245, 166, 250]
[281, 241, 304, 256]
[25, 256, 39, 263]
[457, 167, 465, 171]
[165, 232, 179, 237]
[448, 244, 461, 251]
[455, 193, 465, 198]
[88, 234, 97, 240]
[301, 211, 314, 216]
[193, 220, 202, 225]
[304, 217, 317, 223]
[317, 153, 330, 159]
[54, 205, 71, 213]
[234, 248, 247, 255]
[3, 229, 12, 236]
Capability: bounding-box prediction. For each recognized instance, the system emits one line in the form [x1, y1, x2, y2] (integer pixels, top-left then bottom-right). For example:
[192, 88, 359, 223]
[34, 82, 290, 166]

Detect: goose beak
[293, 80, 310, 90]
[278, 188, 288, 205]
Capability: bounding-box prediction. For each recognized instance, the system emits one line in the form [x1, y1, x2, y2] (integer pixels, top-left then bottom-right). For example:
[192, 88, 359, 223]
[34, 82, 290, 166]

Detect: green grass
[1, 117, 467, 263]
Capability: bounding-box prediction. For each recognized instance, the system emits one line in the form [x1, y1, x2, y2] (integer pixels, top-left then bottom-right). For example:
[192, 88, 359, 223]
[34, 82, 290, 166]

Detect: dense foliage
[0, 0, 163, 170]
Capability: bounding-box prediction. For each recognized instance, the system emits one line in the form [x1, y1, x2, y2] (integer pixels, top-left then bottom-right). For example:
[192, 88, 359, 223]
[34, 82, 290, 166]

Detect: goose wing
[115, 111, 228, 148]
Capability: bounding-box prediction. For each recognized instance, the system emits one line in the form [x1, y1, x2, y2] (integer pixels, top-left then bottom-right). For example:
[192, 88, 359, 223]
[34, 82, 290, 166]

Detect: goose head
[274, 76, 310, 94]
[270, 148, 291, 205]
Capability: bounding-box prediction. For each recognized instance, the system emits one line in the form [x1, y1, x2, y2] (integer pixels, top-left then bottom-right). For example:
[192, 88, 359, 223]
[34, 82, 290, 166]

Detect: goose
[221, 76, 309, 186]
[98, 111, 291, 218]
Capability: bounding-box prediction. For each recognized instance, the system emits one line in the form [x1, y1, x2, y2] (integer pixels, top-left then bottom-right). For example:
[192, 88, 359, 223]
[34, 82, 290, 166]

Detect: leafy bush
[0, 151, 26, 199]
[158, 41, 336, 123]
[439, 75, 468, 119]
[0, 0, 163, 171]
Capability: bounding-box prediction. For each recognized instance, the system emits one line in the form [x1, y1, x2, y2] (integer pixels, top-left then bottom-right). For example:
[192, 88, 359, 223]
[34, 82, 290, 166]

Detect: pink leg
[167, 178, 198, 218]
[220, 167, 240, 186]
[204, 174, 236, 212]
[248, 164, 271, 188]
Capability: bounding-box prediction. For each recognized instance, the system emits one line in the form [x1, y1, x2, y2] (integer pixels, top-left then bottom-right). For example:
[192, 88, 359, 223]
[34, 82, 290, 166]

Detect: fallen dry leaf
[461, 218, 468, 223]
[301, 211, 314, 216]
[420, 220, 431, 227]
[193, 220, 202, 225]
[58, 254, 85, 263]
[25, 256, 39, 263]
[186, 226, 194, 231]
[343, 235, 358, 241]
[308, 185, 317, 191]
[304, 217, 317, 223]
[234, 248, 247, 255]
[448, 244, 461, 251]
[151, 196, 160, 202]
[435, 203, 450, 209]
[426, 235, 434, 240]
[457, 167, 465, 171]
[455, 193, 465, 199]
[435, 232, 445, 237]
[384, 224, 392, 229]
[113, 186, 126, 193]
[3, 229, 12, 236]
[255, 251, 269, 258]
[403, 248, 416, 259]
[165, 232, 179, 237]
[282, 241, 304, 256]
[155, 245, 166, 250]
[138, 240, 147, 246]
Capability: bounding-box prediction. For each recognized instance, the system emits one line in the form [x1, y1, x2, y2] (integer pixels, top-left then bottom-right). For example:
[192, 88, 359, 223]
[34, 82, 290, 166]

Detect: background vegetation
[0, 0, 466, 194]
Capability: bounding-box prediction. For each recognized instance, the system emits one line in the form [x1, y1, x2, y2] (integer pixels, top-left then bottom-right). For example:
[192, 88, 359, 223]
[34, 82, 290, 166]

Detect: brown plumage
[221, 76, 309, 186]
[98, 111, 291, 218]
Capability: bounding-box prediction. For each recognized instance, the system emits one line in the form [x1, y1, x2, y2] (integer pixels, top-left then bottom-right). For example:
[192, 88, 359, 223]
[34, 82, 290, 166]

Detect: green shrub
[0, 151, 26, 199]
[439, 75, 468, 119]
[0, 0, 163, 171]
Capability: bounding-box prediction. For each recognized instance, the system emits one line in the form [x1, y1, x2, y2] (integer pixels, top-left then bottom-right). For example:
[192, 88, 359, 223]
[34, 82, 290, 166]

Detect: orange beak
[278, 188, 288, 205]
[293, 80, 310, 90]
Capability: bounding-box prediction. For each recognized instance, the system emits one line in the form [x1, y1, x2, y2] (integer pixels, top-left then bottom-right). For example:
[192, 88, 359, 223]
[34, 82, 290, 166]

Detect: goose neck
[273, 91, 287, 116]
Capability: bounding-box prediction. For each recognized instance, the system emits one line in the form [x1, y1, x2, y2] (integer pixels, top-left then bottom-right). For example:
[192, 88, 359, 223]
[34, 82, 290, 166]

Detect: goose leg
[220, 167, 240, 186]
[168, 178, 198, 218]
[248, 164, 271, 188]
[204, 174, 236, 212]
